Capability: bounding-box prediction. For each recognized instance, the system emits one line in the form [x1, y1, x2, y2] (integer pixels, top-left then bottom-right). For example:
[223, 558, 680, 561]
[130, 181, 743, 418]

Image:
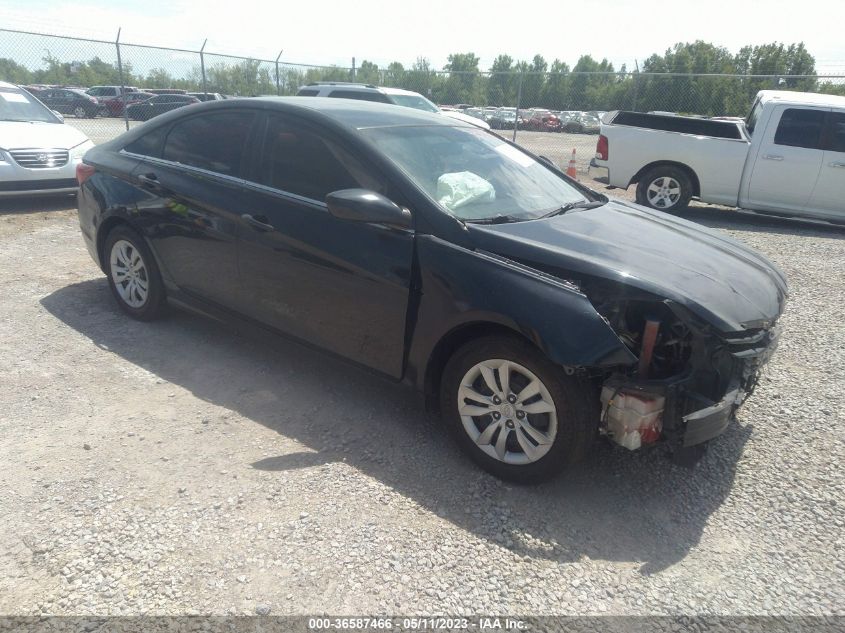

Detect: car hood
[466, 199, 788, 333]
[0, 120, 90, 151]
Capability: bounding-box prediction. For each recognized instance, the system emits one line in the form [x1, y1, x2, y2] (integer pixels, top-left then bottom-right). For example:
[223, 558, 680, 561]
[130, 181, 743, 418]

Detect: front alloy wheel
[73, 106, 87, 118]
[441, 336, 595, 483]
[458, 359, 557, 465]
[645, 176, 682, 210]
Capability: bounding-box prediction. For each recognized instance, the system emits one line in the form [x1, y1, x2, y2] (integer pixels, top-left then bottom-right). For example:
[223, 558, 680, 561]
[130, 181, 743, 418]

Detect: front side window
[388, 94, 440, 113]
[825, 112, 845, 153]
[162, 111, 255, 176]
[362, 125, 587, 221]
[773, 108, 825, 149]
[328, 90, 390, 103]
[256, 115, 382, 200]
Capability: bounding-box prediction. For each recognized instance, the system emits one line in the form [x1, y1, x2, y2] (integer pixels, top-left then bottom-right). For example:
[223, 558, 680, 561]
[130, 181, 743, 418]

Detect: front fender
[405, 236, 636, 390]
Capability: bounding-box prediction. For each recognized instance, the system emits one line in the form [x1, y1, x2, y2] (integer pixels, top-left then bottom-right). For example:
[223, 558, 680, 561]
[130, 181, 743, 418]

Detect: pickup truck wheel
[440, 336, 595, 483]
[636, 166, 693, 212]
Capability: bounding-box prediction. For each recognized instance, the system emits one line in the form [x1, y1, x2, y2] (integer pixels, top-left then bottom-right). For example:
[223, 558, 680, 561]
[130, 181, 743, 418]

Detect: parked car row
[459, 106, 606, 134]
[22, 84, 226, 119]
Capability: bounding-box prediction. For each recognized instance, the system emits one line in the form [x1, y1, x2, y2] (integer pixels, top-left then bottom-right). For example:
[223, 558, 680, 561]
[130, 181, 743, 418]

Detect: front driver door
[236, 113, 415, 378]
[806, 111, 845, 220]
[745, 105, 828, 214]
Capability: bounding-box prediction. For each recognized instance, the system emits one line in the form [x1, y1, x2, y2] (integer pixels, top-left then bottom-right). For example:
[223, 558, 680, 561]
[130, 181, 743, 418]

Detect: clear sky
[2, 0, 843, 73]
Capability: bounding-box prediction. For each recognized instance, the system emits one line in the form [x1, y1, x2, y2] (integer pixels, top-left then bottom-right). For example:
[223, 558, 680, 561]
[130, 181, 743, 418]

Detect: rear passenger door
[745, 106, 828, 214]
[236, 112, 415, 377]
[806, 111, 845, 220]
[124, 109, 257, 309]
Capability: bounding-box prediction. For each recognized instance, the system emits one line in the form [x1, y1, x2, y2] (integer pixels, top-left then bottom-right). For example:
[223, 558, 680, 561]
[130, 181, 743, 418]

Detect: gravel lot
[0, 193, 843, 618]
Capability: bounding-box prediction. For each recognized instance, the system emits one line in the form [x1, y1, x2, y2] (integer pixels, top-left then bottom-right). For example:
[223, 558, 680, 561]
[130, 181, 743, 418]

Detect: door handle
[830, 162, 845, 168]
[762, 154, 784, 161]
[138, 172, 162, 189]
[241, 213, 275, 232]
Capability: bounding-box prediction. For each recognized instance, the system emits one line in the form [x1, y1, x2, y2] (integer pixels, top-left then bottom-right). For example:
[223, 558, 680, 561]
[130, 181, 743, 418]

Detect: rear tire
[636, 165, 693, 212]
[440, 335, 596, 483]
[103, 225, 167, 321]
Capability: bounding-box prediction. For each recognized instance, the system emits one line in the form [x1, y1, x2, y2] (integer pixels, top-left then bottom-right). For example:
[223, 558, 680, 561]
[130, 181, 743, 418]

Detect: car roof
[0, 80, 22, 90]
[251, 96, 466, 129]
[757, 90, 845, 108]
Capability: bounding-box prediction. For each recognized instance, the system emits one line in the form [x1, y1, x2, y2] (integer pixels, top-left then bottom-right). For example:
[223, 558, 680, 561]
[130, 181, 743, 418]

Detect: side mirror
[51, 110, 65, 123]
[538, 155, 556, 169]
[326, 189, 412, 229]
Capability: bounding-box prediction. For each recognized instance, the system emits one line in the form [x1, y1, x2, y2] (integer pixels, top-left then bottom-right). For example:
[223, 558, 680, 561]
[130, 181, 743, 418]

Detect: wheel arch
[95, 215, 142, 271]
[423, 321, 534, 413]
[629, 160, 701, 198]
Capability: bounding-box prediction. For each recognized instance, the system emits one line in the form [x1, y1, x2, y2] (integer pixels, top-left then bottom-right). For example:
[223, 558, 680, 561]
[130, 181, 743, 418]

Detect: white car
[296, 82, 491, 130]
[593, 90, 845, 222]
[1, 81, 94, 197]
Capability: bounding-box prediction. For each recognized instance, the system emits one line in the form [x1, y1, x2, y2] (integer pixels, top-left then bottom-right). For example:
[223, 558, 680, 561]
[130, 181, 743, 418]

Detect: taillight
[76, 163, 95, 185]
[596, 134, 608, 161]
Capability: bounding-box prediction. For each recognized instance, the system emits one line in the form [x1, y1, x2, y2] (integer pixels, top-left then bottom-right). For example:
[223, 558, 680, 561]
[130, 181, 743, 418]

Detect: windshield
[746, 97, 763, 137]
[0, 86, 61, 123]
[388, 94, 440, 113]
[363, 125, 588, 221]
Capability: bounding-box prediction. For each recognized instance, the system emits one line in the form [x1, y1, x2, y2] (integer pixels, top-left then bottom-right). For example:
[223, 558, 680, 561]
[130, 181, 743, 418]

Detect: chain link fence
[3, 28, 844, 175]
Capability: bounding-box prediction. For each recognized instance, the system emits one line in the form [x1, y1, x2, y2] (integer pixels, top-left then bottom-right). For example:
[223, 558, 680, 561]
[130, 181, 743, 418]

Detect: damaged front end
[585, 283, 781, 464]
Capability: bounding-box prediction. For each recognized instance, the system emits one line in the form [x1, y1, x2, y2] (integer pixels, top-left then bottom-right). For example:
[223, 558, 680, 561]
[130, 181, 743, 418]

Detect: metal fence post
[351, 57, 356, 81]
[200, 39, 208, 98]
[512, 70, 523, 143]
[275, 50, 283, 95]
[114, 28, 129, 132]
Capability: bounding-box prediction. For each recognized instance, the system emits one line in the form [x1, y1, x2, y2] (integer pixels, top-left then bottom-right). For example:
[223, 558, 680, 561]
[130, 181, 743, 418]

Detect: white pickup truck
[592, 90, 845, 222]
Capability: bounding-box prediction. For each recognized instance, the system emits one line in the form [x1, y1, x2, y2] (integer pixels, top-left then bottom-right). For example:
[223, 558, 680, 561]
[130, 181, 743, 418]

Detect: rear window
[162, 111, 255, 176]
[773, 108, 825, 149]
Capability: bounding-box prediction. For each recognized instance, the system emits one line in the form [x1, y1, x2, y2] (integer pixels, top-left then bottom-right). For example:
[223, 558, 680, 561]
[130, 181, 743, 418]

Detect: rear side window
[255, 114, 382, 200]
[825, 112, 845, 153]
[162, 111, 255, 176]
[124, 126, 168, 158]
[328, 90, 390, 103]
[297, 89, 319, 96]
[773, 108, 825, 149]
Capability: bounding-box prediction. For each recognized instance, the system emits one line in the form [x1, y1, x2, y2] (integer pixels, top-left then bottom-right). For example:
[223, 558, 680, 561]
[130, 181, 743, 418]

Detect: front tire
[636, 166, 693, 212]
[440, 336, 596, 483]
[104, 225, 167, 321]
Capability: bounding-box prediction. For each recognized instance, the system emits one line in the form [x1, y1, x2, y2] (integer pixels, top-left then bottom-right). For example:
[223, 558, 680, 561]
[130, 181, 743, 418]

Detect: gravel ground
[0, 194, 843, 618]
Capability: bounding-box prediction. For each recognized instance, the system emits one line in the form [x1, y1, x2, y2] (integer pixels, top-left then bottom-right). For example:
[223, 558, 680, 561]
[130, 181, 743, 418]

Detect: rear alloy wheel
[73, 106, 87, 118]
[104, 226, 166, 321]
[636, 166, 693, 212]
[441, 336, 595, 483]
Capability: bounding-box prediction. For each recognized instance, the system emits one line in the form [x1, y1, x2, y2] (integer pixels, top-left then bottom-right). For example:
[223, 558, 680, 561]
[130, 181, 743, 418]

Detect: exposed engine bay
[582, 280, 781, 463]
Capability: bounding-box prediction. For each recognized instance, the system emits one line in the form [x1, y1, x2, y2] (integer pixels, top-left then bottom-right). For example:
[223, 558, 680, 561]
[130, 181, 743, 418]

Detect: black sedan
[35, 87, 101, 118]
[76, 98, 787, 482]
[126, 94, 199, 121]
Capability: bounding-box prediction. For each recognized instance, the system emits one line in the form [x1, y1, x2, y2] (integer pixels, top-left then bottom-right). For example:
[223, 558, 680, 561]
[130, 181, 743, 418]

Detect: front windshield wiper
[463, 214, 524, 225]
[540, 200, 606, 218]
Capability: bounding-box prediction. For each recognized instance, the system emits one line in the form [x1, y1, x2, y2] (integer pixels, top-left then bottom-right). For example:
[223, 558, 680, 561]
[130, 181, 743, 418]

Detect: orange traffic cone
[566, 148, 578, 179]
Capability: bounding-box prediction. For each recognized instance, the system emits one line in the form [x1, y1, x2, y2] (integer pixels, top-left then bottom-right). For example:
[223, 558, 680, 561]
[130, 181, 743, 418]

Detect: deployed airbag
[436, 171, 495, 215]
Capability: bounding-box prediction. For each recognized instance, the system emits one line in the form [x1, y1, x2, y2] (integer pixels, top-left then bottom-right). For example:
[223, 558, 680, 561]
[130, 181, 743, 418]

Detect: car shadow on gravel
[42, 279, 752, 575]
